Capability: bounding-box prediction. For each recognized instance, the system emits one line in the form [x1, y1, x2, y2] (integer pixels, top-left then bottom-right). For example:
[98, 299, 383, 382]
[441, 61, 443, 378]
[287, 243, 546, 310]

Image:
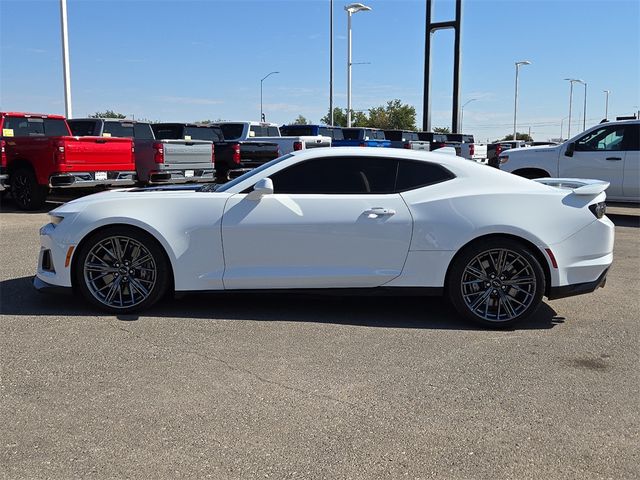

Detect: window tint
[151, 124, 182, 140]
[395, 160, 455, 191]
[282, 126, 311, 136]
[342, 129, 361, 140]
[3, 117, 69, 136]
[576, 126, 625, 151]
[218, 123, 244, 140]
[268, 126, 279, 136]
[385, 131, 402, 141]
[269, 156, 397, 194]
[134, 123, 154, 140]
[622, 124, 639, 151]
[184, 126, 216, 141]
[330, 128, 344, 140]
[68, 120, 97, 136]
[210, 127, 224, 142]
[103, 121, 134, 138]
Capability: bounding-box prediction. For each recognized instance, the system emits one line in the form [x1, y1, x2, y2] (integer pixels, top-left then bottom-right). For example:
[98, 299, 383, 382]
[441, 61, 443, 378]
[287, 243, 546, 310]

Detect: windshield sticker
[184, 135, 192, 140]
[2, 129, 14, 137]
[102, 132, 111, 137]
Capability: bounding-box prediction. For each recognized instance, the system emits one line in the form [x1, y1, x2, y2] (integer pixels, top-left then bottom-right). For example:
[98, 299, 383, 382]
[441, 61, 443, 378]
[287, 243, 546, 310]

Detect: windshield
[184, 126, 216, 141]
[212, 154, 294, 192]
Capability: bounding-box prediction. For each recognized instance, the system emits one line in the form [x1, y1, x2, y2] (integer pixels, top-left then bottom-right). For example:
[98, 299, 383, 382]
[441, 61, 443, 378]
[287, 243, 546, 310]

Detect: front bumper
[49, 171, 137, 188]
[547, 268, 609, 300]
[33, 276, 72, 295]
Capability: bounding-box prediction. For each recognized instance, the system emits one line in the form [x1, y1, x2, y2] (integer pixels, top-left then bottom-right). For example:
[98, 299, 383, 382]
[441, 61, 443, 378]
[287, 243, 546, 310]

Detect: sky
[1, 0, 639, 142]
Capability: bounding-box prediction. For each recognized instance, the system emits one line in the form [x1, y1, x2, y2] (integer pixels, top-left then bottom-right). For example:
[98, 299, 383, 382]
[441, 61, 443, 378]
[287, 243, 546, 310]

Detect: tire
[11, 168, 48, 210]
[74, 226, 171, 314]
[447, 238, 545, 328]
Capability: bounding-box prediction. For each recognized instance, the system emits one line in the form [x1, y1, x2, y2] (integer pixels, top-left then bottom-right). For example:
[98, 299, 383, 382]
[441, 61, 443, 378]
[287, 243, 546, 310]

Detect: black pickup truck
[151, 123, 280, 182]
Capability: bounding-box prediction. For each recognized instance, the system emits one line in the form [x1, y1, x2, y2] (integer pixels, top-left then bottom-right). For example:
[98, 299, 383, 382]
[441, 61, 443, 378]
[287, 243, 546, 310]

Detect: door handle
[606, 157, 622, 161]
[364, 207, 396, 218]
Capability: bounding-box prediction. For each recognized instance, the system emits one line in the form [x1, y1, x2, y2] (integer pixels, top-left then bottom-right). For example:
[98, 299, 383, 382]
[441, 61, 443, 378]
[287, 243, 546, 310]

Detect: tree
[501, 132, 533, 142]
[89, 110, 126, 119]
[366, 99, 416, 130]
[321, 108, 367, 127]
[290, 115, 309, 125]
[433, 127, 451, 134]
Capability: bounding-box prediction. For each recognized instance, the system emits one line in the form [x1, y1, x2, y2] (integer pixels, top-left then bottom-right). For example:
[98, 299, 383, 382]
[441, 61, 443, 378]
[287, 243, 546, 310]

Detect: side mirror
[247, 178, 274, 200]
[565, 142, 575, 157]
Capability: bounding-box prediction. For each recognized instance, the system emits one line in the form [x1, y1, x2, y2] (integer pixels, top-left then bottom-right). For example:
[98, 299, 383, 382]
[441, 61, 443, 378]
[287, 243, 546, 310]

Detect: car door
[622, 124, 640, 201]
[560, 124, 625, 197]
[221, 156, 413, 289]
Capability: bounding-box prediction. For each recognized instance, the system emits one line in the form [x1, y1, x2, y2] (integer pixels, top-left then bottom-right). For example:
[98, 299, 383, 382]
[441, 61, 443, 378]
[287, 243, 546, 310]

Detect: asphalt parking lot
[1, 199, 638, 480]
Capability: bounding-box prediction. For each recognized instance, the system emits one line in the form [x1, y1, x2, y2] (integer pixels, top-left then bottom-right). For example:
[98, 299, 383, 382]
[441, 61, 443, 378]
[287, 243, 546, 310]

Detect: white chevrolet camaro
[35, 148, 614, 327]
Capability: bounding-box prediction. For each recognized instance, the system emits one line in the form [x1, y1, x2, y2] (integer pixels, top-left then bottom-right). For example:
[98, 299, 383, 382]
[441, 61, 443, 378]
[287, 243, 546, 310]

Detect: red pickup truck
[0, 112, 136, 210]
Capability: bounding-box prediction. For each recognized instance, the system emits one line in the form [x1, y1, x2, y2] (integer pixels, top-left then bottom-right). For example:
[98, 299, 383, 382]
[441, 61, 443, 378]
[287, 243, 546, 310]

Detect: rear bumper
[547, 268, 609, 300]
[148, 169, 214, 184]
[49, 171, 137, 188]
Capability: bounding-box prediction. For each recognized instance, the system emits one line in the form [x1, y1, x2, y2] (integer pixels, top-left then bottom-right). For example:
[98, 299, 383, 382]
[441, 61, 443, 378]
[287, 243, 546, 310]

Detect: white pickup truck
[499, 119, 640, 203]
[448, 134, 488, 163]
[216, 122, 331, 155]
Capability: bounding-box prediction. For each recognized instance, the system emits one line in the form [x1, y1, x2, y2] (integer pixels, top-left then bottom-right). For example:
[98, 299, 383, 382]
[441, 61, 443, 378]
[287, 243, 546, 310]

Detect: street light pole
[582, 81, 587, 131]
[60, 0, 72, 118]
[603, 90, 610, 120]
[260, 71, 279, 122]
[345, 3, 371, 127]
[564, 78, 584, 138]
[513, 60, 531, 141]
[461, 98, 476, 131]
[329, 0, 334, 125]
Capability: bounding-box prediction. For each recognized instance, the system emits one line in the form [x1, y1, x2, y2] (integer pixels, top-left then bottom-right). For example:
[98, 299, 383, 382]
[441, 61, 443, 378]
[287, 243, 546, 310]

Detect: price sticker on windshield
[2, 129, 14, 137]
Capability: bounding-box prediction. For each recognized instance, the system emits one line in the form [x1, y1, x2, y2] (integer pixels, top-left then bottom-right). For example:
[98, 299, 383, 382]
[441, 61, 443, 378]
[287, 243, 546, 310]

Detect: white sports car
[34, 148, 614, 327]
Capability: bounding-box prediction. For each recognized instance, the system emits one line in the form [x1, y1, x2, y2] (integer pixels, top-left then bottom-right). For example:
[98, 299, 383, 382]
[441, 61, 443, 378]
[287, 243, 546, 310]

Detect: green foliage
[501, 132, 533, 142]
[290, 115, 309, 125]
[321, 99, 416, 130]
[433, 127, 451, 134]
[89, 110, 126, 119]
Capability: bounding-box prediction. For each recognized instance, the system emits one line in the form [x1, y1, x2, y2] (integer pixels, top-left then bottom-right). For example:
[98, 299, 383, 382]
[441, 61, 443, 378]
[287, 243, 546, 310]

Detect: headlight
[50, 215, 64, 225]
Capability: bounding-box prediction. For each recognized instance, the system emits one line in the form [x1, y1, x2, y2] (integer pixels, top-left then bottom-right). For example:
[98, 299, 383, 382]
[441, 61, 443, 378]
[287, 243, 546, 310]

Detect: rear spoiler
[534, 178, 610, 196]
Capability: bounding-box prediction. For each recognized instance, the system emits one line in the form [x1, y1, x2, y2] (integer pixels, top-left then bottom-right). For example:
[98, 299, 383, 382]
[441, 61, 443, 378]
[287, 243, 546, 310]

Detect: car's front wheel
[74, 227, 170, 313]
[447, 238, 545, 328]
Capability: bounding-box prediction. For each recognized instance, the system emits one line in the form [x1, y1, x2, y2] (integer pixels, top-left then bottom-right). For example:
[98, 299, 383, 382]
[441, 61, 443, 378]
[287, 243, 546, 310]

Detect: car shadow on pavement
[608, 214, 639, 228]
[1, 276, 562, 331]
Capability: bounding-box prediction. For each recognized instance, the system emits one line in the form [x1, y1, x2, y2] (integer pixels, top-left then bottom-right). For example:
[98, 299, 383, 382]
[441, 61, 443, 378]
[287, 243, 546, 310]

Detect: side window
[395, 160, 455, 191]
[575, 126, 625, 151]
[269, 156, 397, 194]
[622, 124, 640, 151]
[4, 117, 45, 136]
[134, 123, 154, 140]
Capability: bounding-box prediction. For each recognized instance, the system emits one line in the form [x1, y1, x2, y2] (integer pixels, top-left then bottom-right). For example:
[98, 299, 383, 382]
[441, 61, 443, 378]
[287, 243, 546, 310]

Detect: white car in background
[499, 120, 639, 203]
[35, 148, 614, 327]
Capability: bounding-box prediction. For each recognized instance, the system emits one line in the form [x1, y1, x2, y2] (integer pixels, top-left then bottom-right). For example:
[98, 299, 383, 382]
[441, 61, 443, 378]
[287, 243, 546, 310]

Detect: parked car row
[0, 110, 493, 210]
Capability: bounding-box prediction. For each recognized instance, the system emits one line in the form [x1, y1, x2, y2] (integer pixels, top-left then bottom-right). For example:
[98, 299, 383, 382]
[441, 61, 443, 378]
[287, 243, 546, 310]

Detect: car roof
[1, 112, 66, 119]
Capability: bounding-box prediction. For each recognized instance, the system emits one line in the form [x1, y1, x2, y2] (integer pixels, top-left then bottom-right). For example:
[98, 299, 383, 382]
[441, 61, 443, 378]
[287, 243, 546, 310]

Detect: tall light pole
[560, 116, 568, 141]
[60, 0, 72, 118]
[564, 78, 584, 138]
[602, 90, 610, 120]
[260, 71, 279, 122]
[512, 60, 531, 141]
[345, 3, 371, 127]
[461, 98, 476, 131]
[582, 81, 587, 131]
[329, 0, 334, 125]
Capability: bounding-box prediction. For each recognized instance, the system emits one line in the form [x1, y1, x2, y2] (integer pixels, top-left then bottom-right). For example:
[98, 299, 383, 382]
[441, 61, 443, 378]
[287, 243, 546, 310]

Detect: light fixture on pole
[345, 2, 371, 127]
[564, 78, 584, 138]
[260, 71, 279, 122]
[602, 90, 610, 120]
[461, 98, 477, 131]
[60, 0, 72, 118]
[512, 60, 531, 141]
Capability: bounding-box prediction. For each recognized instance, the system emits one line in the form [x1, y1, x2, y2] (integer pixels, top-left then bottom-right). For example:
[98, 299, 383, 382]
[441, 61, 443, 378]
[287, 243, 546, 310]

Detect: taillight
[359, 142, 366, 147]
[211, 143, 216, 165]
[0, 140, 6, 167]
[434, 142, 445, 149]
[469, 144, 475, 156]
[54, 140, 66, 163]
[495, 144, 502, 155]
[153, 142, 164, 164]
[589, 202, 606, 219]
[403, 142, 411, 149]
[232, 144, 241, 164]
[293, 141, 303, 151]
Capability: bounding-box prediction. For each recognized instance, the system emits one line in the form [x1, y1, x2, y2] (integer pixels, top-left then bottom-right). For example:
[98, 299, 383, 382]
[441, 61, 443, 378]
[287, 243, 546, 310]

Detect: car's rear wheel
[447, 238, 545, 328]
[12, 168, 48, 210]
[75, 227, 170, 313]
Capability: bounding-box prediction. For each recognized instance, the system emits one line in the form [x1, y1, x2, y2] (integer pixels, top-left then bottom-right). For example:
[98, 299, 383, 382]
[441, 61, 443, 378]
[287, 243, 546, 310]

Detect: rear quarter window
[395, 160, 455, 191]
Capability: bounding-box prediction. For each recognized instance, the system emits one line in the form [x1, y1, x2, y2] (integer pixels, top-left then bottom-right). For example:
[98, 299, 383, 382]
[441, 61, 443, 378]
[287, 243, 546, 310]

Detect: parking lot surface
[1, 200, 639, 479]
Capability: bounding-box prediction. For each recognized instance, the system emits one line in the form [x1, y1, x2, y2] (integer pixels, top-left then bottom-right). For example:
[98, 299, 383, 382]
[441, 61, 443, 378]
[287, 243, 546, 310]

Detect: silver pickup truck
[68, 118, 215, 184]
